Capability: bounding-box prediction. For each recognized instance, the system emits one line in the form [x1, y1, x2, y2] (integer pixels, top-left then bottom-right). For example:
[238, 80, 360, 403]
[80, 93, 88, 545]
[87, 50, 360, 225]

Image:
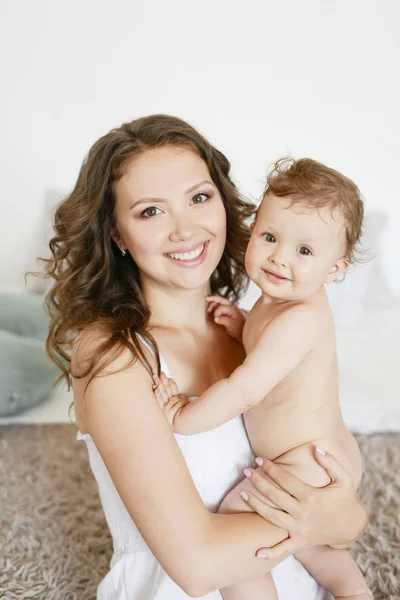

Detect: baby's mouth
[263, 269, 290, 282]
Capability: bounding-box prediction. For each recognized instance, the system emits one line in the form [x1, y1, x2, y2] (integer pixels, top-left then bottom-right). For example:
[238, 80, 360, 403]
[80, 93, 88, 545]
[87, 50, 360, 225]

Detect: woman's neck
[144, 281, 212, 331]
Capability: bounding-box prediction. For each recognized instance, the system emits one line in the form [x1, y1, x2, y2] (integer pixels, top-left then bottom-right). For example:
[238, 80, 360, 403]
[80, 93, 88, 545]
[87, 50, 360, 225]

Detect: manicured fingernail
[243, 468, 251, 478]
[255, 457, 263, 466]
[257, 553, 267, 559]
[316, 445, 327, 456]
[240, 491, 249, 501]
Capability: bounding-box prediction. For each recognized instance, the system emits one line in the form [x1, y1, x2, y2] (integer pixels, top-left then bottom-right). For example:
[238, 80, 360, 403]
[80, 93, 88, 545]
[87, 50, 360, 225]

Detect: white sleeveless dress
[77, 351, 325, 600]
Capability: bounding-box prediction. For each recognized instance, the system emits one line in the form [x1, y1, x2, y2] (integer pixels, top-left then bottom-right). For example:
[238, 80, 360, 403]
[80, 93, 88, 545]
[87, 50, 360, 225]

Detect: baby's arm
[158, 304, 318, 435]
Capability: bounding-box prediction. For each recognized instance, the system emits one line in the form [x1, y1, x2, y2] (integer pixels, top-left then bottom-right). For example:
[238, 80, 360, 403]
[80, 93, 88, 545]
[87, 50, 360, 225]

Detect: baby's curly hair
[264, 157, 364, 262]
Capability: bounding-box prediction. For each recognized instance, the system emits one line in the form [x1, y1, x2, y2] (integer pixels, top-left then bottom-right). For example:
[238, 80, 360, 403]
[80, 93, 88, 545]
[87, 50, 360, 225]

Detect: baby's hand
[206, 295, 246, 343]
[153, 373, 190, 428]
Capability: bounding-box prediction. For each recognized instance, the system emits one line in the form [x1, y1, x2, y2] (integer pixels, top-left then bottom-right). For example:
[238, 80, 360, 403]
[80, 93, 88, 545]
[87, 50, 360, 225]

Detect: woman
[44, 115, 367, 599]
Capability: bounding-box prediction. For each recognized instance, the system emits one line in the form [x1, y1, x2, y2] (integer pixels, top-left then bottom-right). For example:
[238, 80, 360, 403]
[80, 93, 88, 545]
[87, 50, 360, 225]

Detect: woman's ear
[111, 229, 120, 245]
[111, 230, 126, 254]
[325, 257, 350, 284]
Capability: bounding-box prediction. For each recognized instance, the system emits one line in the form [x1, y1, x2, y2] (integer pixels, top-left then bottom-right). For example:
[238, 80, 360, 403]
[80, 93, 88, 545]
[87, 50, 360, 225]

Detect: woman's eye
[141, 206, 161, 218]
[297, 246, 312, 256]
[263, 233, 276, 243]
[191, 193, 209, 204]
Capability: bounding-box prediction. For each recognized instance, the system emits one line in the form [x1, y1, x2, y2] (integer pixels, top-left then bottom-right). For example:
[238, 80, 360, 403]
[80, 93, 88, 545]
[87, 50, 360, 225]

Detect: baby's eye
[141, 206, 162, 218]
[191, 193, 209, 205]
[297, 246, 312, 256]
[262, 233, 276, 243]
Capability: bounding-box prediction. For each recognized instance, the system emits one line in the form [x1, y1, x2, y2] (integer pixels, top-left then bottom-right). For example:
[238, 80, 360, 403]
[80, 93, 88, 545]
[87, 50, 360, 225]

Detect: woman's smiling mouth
[165, 241, 209, 267]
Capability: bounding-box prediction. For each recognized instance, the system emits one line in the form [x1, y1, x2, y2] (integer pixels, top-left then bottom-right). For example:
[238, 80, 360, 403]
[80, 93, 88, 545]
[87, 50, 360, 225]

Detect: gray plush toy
[0, 294, 59, 417]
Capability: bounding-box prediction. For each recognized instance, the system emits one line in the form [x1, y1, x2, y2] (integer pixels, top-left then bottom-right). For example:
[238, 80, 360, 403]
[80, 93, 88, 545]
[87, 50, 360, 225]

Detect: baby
[153, 158, 372, 600]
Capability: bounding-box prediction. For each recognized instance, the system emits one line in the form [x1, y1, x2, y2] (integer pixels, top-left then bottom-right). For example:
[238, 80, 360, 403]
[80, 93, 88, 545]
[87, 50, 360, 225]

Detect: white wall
[1, 0, 399, 295]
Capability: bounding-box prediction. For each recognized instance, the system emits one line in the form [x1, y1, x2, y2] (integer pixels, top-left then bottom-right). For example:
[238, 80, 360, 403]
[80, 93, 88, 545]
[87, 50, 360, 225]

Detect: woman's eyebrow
[129, 180, 214, 210]
[129, 198, 167, 210]
[185, 179, 214, 194]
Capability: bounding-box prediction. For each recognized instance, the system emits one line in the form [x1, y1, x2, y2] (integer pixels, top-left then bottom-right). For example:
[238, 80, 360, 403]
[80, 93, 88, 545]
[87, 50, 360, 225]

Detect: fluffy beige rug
[0, 425, 399, 600]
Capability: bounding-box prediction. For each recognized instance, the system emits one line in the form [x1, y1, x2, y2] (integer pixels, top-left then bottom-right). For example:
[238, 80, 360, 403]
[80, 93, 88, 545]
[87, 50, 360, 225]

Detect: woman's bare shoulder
[72, 324, 155, 376]
[72, 324, 156, 430]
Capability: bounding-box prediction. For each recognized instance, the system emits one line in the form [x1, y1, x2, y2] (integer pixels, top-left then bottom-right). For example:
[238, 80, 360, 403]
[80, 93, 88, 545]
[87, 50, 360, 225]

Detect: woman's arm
[76, 341, 367, 597]
[78, 347, 289, 596]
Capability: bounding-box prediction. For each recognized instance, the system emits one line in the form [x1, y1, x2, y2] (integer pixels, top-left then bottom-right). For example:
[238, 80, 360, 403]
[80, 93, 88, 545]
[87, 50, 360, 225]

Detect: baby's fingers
[169, 378, 179, 397]
[153, 375, 169, 403]
[153, 384, 168, 409]
[163, 375, 177, 398]
[214, 305, 234, 319]
[207, 301, 218, 313]
[205, 295, 232, 306]
[155, 373, 179, 399]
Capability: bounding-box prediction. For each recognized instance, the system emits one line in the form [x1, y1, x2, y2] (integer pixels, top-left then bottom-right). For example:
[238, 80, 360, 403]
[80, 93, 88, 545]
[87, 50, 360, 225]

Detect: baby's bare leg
[219, 575, 278, 600]
[218, 475, 279, 600]
[274, 442, 371, 598]
[295, 543, 373, 599]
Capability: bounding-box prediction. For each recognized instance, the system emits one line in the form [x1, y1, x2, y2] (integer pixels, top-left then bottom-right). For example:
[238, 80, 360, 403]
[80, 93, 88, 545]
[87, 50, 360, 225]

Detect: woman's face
[114, 146, 227, 294]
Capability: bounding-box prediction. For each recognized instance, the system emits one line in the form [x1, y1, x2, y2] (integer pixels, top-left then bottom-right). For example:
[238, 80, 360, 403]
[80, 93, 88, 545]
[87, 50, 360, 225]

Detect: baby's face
[245, 193, 349, 302]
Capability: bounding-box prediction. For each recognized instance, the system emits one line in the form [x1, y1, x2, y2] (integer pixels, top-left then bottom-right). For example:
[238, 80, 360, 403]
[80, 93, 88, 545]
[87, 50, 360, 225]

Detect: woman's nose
[169, 213, 196, 242]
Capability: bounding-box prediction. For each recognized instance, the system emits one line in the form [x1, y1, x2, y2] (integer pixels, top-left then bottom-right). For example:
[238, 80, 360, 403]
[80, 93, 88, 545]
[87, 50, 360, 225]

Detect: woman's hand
[240, 447, 367, 559]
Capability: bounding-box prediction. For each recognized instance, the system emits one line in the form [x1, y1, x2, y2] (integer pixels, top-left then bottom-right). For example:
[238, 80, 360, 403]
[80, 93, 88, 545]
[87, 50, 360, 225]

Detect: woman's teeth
[167, 243, 205, 261]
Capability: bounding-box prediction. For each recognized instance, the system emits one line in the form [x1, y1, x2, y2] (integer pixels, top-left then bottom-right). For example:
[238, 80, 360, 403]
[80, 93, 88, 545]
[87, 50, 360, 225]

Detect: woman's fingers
[256, 458, 309, 501]
[243, 468, 299, 515]
[240, 490, 296, 530]
[256, 537, 298, 560]
[313, 446, 353, 488]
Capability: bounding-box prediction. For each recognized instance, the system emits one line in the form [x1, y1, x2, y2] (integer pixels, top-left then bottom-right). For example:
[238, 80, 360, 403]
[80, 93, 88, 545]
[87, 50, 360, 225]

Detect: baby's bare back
[243, 295, 362, 488]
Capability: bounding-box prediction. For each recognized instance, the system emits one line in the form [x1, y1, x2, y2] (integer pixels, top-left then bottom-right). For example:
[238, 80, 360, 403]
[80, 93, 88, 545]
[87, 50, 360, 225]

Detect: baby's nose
[270, 251, 287, 268]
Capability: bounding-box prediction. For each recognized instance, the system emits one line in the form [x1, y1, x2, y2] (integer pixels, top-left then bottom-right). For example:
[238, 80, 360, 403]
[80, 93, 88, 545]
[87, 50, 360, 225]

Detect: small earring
[119, 245, 126, 257]
[334, 272, 346, 284]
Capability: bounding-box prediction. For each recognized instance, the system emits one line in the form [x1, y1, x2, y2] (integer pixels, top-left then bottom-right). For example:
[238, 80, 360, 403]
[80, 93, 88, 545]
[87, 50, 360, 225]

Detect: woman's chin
[169, 269, 215, 292]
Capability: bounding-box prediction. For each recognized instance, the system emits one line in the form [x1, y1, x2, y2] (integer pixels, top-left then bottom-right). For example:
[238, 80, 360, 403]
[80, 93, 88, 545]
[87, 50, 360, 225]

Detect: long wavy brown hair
[41, 115, 255, 388]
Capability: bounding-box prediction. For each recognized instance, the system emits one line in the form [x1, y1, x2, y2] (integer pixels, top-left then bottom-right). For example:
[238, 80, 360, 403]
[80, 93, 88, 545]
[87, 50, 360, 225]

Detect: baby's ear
[325, 257, 350, 284]
[250, 221, 256, 233]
